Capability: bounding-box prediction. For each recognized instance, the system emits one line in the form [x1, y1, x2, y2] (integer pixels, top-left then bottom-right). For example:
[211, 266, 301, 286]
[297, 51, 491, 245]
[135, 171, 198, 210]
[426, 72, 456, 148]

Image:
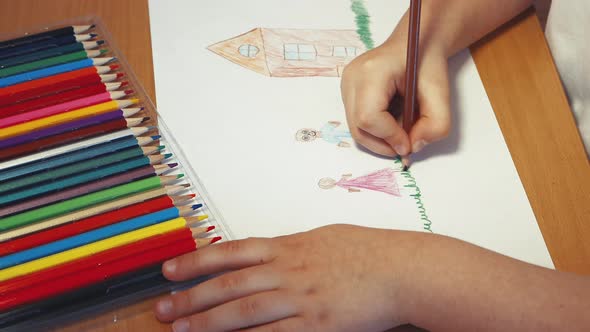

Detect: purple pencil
[0, 166, 157, 218]
[0, 109, 137, 149]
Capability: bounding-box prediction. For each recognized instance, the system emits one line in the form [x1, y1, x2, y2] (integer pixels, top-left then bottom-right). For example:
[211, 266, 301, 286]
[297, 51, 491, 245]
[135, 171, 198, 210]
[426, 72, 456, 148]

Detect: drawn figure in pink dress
[318, 168, 401, 196]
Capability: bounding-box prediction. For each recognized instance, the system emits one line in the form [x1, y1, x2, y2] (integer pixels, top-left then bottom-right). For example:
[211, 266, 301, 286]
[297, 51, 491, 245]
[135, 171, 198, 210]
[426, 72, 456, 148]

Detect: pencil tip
[168, 162, 179, 168]
[210, 236, 222, 244]
[206, 225, 216, 232]
[120, 80, 128, 86]
[143, 116, 151, 122]
[164, 153, 173, 159]
[402, 165, 409, 172]
[109, 64, 119, 70]
[89, 24, 96, 29]
[90, 33, 98, 38]
[189, 193, 197, 198]
[192, 203, 203, 210]
[97, 40, 105, 45]
[151, 135, 162, 140]
[116, 72, 124, 78]
[157, 145, 165, 151]
[176, 173, 185, 179]
[124, 89, 134, 95]
[99, 48, 108, 54]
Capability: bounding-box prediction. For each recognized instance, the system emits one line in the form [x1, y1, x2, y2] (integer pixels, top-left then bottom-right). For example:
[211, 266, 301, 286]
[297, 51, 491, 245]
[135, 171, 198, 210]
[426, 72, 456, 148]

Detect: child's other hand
[154, 225, 416, 332]
[341, 38, 451, 157]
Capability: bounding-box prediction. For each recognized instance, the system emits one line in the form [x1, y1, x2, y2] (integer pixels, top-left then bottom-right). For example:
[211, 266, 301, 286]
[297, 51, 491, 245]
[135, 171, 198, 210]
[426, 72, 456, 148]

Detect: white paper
[149, 0, 554, 268]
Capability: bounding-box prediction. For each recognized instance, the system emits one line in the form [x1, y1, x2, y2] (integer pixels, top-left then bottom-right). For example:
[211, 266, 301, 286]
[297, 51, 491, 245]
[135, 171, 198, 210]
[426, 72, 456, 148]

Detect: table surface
[0, 0, 588, 331]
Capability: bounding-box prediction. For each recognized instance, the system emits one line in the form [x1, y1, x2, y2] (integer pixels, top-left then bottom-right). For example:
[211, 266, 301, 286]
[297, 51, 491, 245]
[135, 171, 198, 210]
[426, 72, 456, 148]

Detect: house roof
[207, 28, 270, 76]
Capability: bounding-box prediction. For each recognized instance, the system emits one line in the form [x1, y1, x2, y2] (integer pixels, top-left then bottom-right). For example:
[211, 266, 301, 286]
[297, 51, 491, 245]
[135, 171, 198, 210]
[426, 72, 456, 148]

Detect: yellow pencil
[0, 217, 192, 282]
[0, 99, 139, 140]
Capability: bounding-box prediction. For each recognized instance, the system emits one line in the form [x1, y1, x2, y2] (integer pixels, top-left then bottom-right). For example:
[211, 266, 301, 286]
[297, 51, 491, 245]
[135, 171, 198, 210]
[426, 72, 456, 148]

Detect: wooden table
[0, 1, 588, 331]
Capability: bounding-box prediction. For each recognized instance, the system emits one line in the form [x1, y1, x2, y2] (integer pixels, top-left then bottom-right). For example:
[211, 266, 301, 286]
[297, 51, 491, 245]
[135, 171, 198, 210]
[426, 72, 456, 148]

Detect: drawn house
[208, 28, 365, 77]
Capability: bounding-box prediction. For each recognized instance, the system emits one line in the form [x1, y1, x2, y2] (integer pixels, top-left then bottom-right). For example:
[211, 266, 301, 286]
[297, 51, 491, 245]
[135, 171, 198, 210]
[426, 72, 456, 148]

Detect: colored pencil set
[0, 23, 224, 327]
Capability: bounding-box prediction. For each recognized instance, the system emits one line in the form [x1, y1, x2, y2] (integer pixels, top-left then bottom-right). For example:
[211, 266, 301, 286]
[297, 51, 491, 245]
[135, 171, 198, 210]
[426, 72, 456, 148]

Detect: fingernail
[173, 319, 190, 332]
[394, 144, 409, 156]
[163, 260, 177, 274]
[412, 140, 427, 153]
[157, 299, 173, 315]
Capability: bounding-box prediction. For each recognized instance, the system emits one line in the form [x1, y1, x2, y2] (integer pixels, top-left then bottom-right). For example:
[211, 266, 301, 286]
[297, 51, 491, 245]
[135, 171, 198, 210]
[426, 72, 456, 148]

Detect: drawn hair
[318, 177, 337, 189]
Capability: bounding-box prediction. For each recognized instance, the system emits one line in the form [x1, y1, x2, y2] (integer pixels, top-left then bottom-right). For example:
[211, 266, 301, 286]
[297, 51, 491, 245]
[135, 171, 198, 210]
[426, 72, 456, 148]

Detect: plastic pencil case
[0, 16, 233, 331]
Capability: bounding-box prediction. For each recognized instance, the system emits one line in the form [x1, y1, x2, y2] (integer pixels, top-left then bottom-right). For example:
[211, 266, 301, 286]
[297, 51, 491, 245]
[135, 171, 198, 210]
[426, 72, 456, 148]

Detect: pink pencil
[0, 90, 133, 129]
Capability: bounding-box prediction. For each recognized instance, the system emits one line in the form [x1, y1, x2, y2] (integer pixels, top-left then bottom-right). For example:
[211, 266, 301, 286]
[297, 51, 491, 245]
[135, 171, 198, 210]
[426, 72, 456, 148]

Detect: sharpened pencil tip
[206, 226, 216, 232]
[120, 80, 128, 86]
[210, 236, 222, 244]
[124, 89, 134, 95]
[157, 145, 165, 151]
[402, 165, 409, 172]
[164, 153, 173, 159]
[168, 163, 179, 168]
[176, 173, 185, 179]
[99, 49, 108, 54]
[89, 24, 96, 29]
[151, 135, 162, 140]
[181, 183, 190, 188]
[192, 203, 203, 210]
[197, 214, 209, 221]
[116, 72, 124, 78]
[97, 40, 105, 45]
[90, 33, 98, 38]
[142, 116, 151, 122]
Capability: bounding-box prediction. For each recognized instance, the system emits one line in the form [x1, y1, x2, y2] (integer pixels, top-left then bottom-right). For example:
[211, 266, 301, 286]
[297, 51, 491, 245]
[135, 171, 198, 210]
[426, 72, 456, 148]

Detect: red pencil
[0, 115, 143, 161]
[0, 195, 187, 256]
[0, 82, 128, 118]
[0, 231, 220, 310]
[0, 65, 121, 107]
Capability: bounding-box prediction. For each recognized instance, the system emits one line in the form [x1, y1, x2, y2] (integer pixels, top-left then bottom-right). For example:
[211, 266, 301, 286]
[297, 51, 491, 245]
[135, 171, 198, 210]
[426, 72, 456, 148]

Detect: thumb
[409, 78, 451, 153]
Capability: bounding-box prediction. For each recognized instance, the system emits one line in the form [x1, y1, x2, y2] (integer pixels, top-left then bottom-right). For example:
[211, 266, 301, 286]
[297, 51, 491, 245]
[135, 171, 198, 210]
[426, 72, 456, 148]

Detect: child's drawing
[318, 168, 401, 196]
[295, 121, 352, 147]
[208, 28, 365, 77]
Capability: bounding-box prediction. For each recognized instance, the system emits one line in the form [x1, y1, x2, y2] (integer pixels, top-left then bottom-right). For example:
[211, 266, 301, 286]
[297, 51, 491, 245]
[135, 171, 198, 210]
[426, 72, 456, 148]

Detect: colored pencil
[0, 217, 196, 282]
[0, 226, 213, 295]
[0, 25, 94, 49]
[0, 66, 120, 106]
[0, 90, 130, 128]
[0, 116, 148, 161]
[0, 41, 104, 68]
[401, 0, 422, 169]
[0, 129, 158, 182]
[0, 185, 190, 242]
[0, 82, 126, 118]
[0, 177, 187, 231]
[0, 98, 137, 140]
[0, 153, 172, 207]
[0, 57, 115, 88]
[0, 49, 108, 78]
[0, 127, 145, 170]
[0, 234, 220, 314]
[0, 109, 140, 149]
[0, 164, 177, 212]
[0, 33, 97, 60]
[0, 147, 168, 195]
[0, 195, 191, 255]
[0, 205, 202, 268]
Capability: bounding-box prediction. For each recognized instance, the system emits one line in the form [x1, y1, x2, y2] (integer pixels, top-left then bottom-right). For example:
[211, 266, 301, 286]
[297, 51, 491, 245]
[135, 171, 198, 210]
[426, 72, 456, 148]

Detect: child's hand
[154, 225, 416, 332]
[341, 37, 451, 157]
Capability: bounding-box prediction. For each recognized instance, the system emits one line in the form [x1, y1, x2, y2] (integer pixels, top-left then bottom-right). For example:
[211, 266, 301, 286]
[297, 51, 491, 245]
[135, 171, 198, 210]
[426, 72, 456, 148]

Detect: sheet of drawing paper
[149, 0, 554, 268]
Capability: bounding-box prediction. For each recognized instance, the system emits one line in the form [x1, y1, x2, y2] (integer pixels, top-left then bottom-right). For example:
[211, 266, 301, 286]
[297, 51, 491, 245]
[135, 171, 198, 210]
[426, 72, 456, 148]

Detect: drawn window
[238, 44, 259, 58]
[284, 43, 317, 61]
[332, 46, 358, 57]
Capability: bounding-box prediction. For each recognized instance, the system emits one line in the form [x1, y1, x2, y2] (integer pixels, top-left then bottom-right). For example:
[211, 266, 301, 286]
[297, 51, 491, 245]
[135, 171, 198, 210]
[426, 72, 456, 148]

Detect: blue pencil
[0, 156, 158, 206]
[0, 57, 114, 87]
[0, 136, 144, 182]
[0, 206, 200, 269]
[0, 33, 97, 60]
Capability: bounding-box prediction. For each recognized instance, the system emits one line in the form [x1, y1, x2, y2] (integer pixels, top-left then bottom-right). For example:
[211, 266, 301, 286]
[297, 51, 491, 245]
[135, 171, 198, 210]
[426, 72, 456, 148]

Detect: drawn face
[295, 128, 318, 142]
[318, 177, 337, 189]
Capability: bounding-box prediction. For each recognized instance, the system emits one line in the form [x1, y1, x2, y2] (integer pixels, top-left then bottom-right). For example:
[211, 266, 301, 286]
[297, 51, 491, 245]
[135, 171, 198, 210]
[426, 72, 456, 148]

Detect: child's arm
[154, 225, 590, 331]
[342, 0, 534, 157]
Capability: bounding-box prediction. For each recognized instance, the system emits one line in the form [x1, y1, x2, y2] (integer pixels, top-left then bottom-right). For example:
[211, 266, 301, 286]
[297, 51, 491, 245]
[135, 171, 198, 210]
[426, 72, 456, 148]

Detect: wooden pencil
[0, 58, 115, 87]
[0, 177, 188, 232]
[0, 67, 121, 106]
[0, 98, 138, 140]
[0, 40, 104, 68]
[0, 195, 194, 255]
[0, 217, 194, 282]
[0, 81, 127, 118]
[402, 0, 422, 169]
[0, 49, 108, 78]
[0, 116, 149, 161]
[0, 33, 97, 60]
[0, 187, 191, 242]
[0, 25, 94, 49]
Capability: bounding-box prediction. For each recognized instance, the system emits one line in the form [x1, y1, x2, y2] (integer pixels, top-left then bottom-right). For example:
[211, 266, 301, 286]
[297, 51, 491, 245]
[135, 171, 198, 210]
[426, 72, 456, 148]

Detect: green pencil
[0, 49, 107, 78]
[0, 176, 167, 231]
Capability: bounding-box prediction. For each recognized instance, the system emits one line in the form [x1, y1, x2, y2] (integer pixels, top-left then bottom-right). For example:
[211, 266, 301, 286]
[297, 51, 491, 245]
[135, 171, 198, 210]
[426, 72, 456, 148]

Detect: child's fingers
[350, 126, 398, 156]
[171, 290, 298, 332]
[162, 238, 275, 282]
[156, 265, 281, 322]
[409, 80, 451, 153]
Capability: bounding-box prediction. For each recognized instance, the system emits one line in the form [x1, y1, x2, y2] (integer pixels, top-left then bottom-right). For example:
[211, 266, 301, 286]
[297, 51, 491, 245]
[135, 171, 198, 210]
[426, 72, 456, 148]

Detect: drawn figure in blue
[295, 121, 352, 148]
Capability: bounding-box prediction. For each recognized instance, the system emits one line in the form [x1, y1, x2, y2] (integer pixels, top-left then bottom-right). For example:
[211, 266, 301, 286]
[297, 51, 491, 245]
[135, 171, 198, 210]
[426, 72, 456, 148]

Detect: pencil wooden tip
[124, 89, 134, 95]
[97, 40, 105, 46]
[90, 33, 98, 38]
[402, 165, 409, 172]
[189, 193, 196, 198]
[109, 64, 120, 70]
[116, 72, 125, 78]
[120, 80, 128, 86]
[181, 183, 191, 188]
